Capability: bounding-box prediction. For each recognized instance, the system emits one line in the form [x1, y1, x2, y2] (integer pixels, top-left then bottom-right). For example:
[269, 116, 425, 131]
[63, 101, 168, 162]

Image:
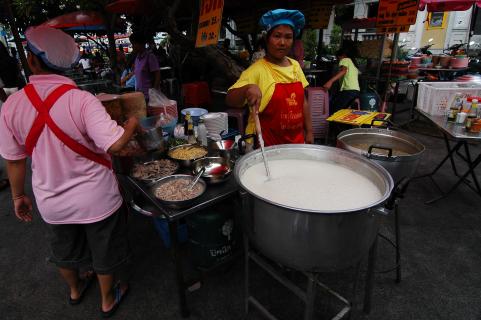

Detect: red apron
[259, 61, 305, 146]
[24, 84, 112, 169]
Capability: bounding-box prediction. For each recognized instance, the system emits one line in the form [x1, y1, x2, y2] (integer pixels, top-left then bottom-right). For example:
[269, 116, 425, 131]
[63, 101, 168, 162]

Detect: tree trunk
[105, 13, 119, 84]
[4, 0, 31, 78]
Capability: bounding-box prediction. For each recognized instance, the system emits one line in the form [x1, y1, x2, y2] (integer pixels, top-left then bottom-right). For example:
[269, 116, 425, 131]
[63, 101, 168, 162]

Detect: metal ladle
[253, 111, 271, 179]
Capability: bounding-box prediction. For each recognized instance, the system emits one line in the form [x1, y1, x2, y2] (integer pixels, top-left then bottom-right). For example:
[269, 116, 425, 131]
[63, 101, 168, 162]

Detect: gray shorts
[47, 203, 131, 274]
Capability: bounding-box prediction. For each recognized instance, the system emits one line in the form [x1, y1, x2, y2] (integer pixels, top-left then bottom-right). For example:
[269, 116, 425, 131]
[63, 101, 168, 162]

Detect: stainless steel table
[414, 109, 481, 203]
[117, 174, 239, 318]
[418, 67, 468, 81]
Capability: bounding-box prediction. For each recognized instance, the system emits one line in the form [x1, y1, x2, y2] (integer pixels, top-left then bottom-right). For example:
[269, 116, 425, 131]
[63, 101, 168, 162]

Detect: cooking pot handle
[129, 199, 166, 218]
[368, 145, 393, 158]
[369, 118, 392, 128]
[238, 189, 255, 234]
[370, 205, 392, 216]
[238, 134, 256, 155]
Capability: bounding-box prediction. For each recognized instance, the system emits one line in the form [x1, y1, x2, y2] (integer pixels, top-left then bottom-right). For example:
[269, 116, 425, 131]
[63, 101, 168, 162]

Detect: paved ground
[1, 108, 481, 320]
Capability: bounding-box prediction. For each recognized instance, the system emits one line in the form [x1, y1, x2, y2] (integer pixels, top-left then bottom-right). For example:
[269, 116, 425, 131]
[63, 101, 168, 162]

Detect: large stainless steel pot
[234, 144, 394, 272]
[337, 128, 425, 183]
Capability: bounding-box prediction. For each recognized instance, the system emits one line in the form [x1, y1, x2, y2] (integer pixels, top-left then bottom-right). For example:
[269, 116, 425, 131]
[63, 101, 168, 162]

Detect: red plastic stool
[226, 108, 247, 135]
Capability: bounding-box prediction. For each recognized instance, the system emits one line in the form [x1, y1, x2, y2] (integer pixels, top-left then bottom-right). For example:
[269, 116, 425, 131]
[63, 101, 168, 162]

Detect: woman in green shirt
[323, 48, 360, 114]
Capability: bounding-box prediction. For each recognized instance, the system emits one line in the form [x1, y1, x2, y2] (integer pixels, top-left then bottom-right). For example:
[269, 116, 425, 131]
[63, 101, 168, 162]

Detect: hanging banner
[376, 0, 419, 32]
[195, 0, 224, 48]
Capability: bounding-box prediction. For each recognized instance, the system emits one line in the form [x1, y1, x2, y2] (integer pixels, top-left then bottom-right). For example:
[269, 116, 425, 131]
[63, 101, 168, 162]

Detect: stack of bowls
[201, 112, 228, 140]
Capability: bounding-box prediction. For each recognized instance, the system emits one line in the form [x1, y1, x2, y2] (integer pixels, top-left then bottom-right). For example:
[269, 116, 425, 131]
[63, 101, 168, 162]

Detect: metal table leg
[414, 138, 463, 180]
[462, 142, 481, 193]
[363, 235, 378, 314]
[426, 153, 481, 204]
[169, 220, 190, 318]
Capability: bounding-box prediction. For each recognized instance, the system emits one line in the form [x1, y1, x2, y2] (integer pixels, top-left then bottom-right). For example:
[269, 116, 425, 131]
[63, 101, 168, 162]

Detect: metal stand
[169, 220, 190, 318]
[244, 236, 370, 320]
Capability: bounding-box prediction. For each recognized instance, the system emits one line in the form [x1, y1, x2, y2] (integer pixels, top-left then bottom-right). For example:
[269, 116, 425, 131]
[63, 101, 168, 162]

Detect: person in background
[78, 52, 91, 71]
[116, 44, 127, 71]
[226, 9, 313, 146]
[289, 31, 304, 69]
[323, 48, 360, 114]
[129, 33, 161, 101]
[251, 38, 266, 64]
[0, 26, 138, 318]
[120, 55, 136, 92]
[222, 38, 232, 56]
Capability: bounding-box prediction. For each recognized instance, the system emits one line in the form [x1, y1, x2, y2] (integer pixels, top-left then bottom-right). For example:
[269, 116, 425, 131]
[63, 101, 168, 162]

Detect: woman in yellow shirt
[323, 48, 360, 114]
[226, 9, 313, 146]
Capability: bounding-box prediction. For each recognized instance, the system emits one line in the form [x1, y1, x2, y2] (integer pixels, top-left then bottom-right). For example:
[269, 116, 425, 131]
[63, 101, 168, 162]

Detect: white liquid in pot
[240, 159, 383, 211]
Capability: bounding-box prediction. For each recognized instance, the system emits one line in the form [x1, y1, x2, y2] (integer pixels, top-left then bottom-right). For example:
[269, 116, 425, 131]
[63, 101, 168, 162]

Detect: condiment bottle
[448, 94, 462, 122]
[187, 114, 196, 144]
[197, 119, 208, 146]
[184, 111, 191, 136]
[466, 99, 478, 130]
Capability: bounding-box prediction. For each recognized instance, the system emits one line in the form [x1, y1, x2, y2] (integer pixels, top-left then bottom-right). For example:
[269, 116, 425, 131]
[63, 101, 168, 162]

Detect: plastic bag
[148, 88, 171, 107]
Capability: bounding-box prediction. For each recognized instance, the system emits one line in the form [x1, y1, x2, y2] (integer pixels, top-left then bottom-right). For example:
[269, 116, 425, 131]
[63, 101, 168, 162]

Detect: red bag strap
[24, 84, 112, 169]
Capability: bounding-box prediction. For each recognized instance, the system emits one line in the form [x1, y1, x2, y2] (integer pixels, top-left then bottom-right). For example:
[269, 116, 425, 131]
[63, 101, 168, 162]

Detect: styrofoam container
[417, 82, 481, 116]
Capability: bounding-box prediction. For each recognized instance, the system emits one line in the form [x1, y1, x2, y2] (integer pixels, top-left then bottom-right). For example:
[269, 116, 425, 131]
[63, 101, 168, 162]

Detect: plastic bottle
[448, 93, 462, 122]
[197, 120, 208, 146]
[466, 99, 478, 130]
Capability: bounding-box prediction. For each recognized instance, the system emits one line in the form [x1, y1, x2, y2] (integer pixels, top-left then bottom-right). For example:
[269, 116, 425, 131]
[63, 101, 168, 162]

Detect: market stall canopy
[419, 0, 481, 12]
[105, 0, 153, 15]
[41, 11, 106, 30]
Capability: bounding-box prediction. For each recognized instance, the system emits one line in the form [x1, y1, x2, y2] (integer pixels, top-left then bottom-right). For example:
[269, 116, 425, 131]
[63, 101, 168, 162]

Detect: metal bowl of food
[151, 174, 207, 209]
[168, 144, 208, 168]
[192, 157, 233, 184]
[130, 159, 179, 184]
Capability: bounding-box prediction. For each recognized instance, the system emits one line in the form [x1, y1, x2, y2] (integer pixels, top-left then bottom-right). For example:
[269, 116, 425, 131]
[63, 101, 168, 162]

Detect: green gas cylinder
[186, 205, 237, 268]
[360, 91, 379, 112]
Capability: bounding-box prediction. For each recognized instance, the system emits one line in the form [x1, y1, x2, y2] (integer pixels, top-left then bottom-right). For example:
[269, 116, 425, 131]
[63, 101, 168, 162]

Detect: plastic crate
[153, 218, 188, 248]
[417, 82, 481, 116]
[307, 88, 329, 139]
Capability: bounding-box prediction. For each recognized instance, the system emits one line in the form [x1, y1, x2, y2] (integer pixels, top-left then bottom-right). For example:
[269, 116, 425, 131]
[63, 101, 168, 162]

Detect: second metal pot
[337, 128, 425, 183]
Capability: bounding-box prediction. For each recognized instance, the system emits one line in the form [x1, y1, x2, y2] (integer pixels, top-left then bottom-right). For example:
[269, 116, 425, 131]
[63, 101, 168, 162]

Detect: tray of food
[168, 144, 208, 168]
[151, 174, 207, 209]
[130, 159, 179, 183]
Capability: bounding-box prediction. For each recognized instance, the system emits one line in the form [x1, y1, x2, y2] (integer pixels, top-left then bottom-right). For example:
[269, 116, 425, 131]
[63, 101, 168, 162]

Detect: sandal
[101, 283, 129, 318]
[68, 272, 95, 305]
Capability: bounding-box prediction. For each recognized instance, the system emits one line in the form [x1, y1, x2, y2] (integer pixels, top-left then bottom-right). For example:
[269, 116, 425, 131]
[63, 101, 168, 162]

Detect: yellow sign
[327, 109, 391, 127]
[305, 4, 332, 29]
[195, 0, 224, 48]
[376, 0, 419, 30]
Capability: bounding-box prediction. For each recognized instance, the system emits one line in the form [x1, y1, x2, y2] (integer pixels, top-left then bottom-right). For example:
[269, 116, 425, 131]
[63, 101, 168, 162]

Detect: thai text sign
[377, 0, 418, 29]
[195, 0, 224, 48]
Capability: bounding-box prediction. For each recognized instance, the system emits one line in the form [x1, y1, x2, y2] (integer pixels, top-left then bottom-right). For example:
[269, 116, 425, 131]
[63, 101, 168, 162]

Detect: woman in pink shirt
[0, 26, 137, 318]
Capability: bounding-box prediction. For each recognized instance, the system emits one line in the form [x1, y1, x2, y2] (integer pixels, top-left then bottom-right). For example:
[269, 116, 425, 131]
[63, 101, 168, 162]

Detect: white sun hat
[25, 25, 80, 71]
